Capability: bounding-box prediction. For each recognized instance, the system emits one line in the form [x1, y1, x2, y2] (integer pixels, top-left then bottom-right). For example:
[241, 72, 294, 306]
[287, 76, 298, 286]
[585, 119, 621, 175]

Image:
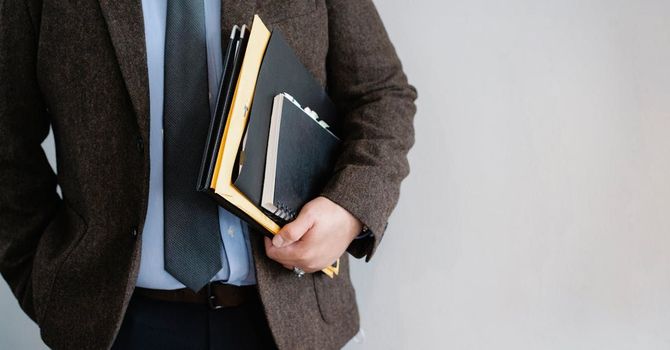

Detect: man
[0, 0, 416, 349]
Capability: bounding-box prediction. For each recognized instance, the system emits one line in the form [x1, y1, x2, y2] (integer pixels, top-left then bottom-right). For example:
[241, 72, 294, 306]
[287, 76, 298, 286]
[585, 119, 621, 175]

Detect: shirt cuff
[354, 225, 372, 240]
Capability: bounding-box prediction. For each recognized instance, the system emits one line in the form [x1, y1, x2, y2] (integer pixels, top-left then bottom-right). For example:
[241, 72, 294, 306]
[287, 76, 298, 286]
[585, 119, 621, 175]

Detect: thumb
[273, 213, 314, 248]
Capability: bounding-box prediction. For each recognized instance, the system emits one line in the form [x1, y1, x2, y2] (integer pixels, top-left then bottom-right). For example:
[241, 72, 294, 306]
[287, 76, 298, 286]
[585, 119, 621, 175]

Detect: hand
[264, 196, 363, 273]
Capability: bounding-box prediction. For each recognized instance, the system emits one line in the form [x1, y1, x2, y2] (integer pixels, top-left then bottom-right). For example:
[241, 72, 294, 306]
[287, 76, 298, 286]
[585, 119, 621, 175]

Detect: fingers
[264, 236, 320, 271]
[272, 210, 315, 248]
[264, 236, 303, 266]
[263, 198, 348, 274]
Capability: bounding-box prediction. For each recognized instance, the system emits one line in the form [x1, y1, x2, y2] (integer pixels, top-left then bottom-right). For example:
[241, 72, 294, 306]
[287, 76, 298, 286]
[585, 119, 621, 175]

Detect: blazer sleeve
[0, 0, 60, 322]
[319, 0, 417, 261]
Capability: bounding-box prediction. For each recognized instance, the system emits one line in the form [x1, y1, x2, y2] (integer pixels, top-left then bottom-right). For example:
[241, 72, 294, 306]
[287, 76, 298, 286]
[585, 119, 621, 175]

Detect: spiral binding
[282, 92, 332, 131]
[272, 201, 297, 222]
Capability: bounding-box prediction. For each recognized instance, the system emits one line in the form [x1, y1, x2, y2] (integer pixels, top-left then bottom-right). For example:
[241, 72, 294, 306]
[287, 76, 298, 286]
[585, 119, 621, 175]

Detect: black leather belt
[134, 283, 257, 310]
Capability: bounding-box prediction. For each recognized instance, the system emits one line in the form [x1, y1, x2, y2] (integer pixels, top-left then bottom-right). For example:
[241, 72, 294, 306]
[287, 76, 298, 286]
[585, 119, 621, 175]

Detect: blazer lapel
[95, 0, 258, 142]
[97, 0, 150, 140]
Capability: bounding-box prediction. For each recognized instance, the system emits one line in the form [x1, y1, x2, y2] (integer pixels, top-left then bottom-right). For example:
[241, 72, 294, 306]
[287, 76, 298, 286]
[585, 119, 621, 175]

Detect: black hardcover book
[233, 29, 339, 206]
[261, 93, 341, 223]
[197, 25, 248, 192]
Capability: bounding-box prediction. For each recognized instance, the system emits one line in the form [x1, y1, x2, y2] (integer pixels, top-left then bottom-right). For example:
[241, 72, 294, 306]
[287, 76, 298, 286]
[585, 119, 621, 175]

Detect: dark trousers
[111, 291, 278, 349]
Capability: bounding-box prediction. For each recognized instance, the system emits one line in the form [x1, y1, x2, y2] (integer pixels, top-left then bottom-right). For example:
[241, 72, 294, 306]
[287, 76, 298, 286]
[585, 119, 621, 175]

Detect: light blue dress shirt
[136, 0, 256, 289]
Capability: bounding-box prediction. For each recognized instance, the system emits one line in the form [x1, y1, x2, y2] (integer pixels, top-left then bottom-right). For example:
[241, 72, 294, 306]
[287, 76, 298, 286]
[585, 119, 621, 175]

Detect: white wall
[347, 0, 670, 349]
[3, 1, 670, 349]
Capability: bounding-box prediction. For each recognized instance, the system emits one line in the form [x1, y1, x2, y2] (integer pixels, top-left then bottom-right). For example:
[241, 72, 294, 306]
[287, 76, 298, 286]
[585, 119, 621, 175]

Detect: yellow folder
[211, 15, 279, 234]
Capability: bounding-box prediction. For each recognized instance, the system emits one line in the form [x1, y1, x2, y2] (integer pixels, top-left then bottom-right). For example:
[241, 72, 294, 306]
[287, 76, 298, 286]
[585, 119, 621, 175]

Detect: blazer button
[136, 136, 144, 152]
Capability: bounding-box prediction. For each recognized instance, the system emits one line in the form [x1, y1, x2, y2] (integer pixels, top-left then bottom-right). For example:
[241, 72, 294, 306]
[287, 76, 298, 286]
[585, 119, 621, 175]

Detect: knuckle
[296, 254, 312, 265]
[284, 228, 301, 241]
[265, 247, 280, 260]
[302, 209, 316, 223]
[299, 204, 317, 219]
[302, 200, 315, 211]
[305, 250, 318, 262]
[297, 251, 316, 267]
[283, 250, 297, 262]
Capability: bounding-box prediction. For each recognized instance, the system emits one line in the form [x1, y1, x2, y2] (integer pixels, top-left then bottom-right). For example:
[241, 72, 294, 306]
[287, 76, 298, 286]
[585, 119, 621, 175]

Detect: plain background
[2, 0, 670, 349]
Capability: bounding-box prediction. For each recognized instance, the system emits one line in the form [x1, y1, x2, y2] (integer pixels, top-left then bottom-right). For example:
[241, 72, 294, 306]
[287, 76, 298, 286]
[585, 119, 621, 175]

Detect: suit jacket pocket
[312, 254, 357, 324]
[32, 199, 88, 324]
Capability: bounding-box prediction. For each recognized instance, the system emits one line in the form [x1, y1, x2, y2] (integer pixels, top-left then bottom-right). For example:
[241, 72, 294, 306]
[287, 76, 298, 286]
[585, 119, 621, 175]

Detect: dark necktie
[163, 0, 226, 292]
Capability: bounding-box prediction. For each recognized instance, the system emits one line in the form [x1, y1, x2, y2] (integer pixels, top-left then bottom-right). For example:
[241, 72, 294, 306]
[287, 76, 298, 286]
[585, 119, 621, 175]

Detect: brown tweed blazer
[0, 0, 416, 349]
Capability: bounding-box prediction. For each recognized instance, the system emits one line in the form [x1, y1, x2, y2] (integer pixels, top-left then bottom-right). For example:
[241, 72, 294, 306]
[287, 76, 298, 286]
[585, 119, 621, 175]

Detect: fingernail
[272, 235, 284, 248]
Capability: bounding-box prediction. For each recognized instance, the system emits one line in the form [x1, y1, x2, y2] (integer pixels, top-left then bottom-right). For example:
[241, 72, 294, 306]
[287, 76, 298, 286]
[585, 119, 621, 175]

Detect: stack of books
[197, 16, 341, 277]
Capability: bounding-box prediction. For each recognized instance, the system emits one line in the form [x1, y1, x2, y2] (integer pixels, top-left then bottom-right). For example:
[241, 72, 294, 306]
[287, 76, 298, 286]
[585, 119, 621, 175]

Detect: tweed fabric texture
[0, 0, 417, 349]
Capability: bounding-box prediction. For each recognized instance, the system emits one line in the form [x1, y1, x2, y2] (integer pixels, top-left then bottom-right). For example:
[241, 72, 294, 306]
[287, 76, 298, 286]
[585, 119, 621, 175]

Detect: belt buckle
[207, 282, 223, 310]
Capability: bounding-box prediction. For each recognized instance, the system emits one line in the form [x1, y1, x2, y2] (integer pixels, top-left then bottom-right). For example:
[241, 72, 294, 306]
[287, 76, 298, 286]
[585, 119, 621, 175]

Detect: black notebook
[233, 29, 339, 207]
[261, 93, 341, 222]
[197, 24, 248, 192]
